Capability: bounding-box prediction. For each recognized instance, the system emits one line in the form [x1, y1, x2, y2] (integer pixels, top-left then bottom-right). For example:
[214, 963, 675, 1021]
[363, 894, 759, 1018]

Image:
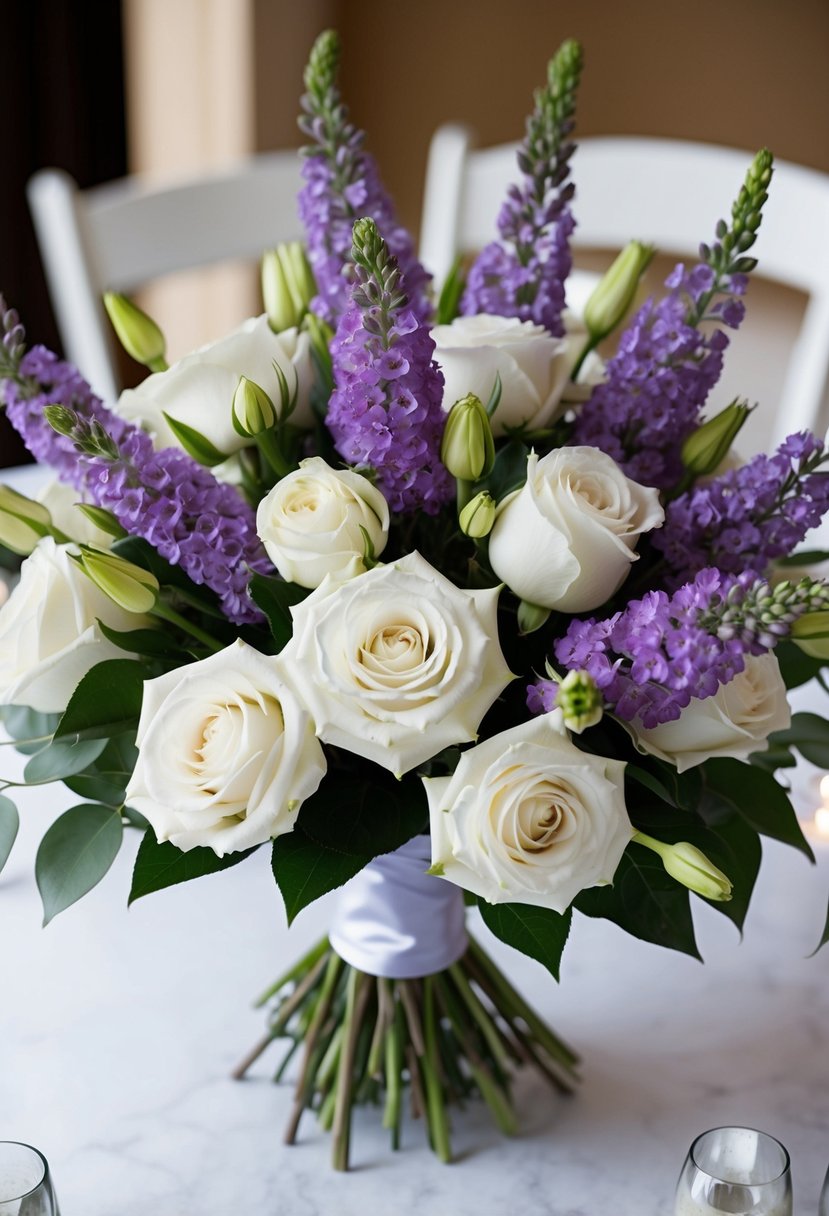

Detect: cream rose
[431, 313, 594, 437]
[425, 711, 632, 913]
[0, 538, 150, 713]
[125, 639, 326, 855]
[628, 654, 791, 773]
[115, 314, 313, 456]
[276, 551, 513, 776]
[488, 446, 664, 612]
[256, 457, 390, 588]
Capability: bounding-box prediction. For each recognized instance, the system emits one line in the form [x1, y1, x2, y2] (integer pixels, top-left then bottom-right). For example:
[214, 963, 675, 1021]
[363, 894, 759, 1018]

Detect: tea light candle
[804, 774, 829, 845]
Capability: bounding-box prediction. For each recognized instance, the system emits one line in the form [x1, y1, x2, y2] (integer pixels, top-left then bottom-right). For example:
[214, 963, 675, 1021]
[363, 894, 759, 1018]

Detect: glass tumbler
[0, 1142, 60, 1216]
[674, 1126, 792, 1215]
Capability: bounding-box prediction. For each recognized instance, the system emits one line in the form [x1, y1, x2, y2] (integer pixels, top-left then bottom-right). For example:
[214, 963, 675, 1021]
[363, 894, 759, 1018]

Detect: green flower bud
[681, 400, 752, 476]
[583, 241, 654, 343]
[103, 293, 167, 372]
[440, 393, 495, 481]
[78, 548, 159, 614]
[459, 491, 496, 538]
[791, 610, 829, 658]
[262, 244, 314, 334]
[517, 599, 551, 634]
[232, 375, 278, 438]
[633, 832, 732, 902]
[0, 484, 52, 555]
[283, 242, 316, 312]
[555, 668, 603, 733]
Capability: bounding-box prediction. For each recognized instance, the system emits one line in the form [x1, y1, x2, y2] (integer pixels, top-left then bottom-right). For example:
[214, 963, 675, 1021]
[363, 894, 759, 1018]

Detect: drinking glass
[674, 1126, 792, 1215]
[0, 1142, 60, 1215]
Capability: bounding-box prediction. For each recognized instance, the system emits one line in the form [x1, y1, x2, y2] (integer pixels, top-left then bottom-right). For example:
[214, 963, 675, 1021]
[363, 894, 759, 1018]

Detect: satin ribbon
[329, 835, 468, 979]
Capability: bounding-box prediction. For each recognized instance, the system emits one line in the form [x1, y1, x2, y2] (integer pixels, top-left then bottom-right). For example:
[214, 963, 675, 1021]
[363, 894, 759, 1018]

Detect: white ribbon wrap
[329, 836, 468, 979]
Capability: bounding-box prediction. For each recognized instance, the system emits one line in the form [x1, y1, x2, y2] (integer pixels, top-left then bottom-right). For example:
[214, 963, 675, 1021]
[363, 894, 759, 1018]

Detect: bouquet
[2, 31, 829, 1171]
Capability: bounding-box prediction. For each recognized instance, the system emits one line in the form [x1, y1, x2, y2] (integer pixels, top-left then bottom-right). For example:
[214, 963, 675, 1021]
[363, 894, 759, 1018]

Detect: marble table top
[3, 740, 829, 1216]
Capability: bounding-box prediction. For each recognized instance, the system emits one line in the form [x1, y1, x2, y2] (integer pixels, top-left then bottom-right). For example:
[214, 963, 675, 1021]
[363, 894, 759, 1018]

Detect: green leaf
[272, 775, 429, 924]
[774, 640, 825, 690]
[575, 847, 701, 959]
[63, 731, 138, 807]
[53, 659, 145, 742]
[812, 895, 829, 955]
[97, 620, 188, 660]
[435, 257, 466, 326]
[481, 439, 528, 504]
[770, 712, 829, 769]
[0, 795, 19, 874]
[35, 804, 123, 924]
[478, 901, 571, 980]
[699, 759, 814, 860]
[248, 573, 309, 650]
[24, 736, 108, 783]
[128, 830, 257, 903]
[162, 412, 230, 467]
[0, 705, 59, 754]
[776, 549, 829, 567]
[626, 764, 679, 808]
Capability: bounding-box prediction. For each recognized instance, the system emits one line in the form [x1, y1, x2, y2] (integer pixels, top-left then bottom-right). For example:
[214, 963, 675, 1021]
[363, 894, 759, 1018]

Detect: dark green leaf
[0, 705, 59, 754]
[478, 901, 571, 980]
[575, 846, 701, 959]
[770, 712, 829, 769]
[812, 894, 829, 955]
[24, 736, 108, 783]
[481, 439, 528, 504]
[63, 731, 138, 807]
[272, 775, 429, 924]
[53, 659, 145, 742]
[626, 764, 679, 808]
[776, 550, 829, 567]
[97, 620, 189, 660]
[0, 795, 19, 874]
[128, 830, 257, 903]
[774, 640, 825, 689]
[35, 804, 123, 924]
[249, 573, 310, 650]
[700, 759, 814, 860]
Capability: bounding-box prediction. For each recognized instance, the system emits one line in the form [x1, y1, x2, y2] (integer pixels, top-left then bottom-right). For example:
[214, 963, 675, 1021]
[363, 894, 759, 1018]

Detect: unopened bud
[0, 484, 52, 555]
[681, 400, 752, 476]
[634, 832, 732, 902]
[441, 393, 495, 481]
[791, 610, 829, 659]
[459, 491, 496, 538]
[583, 241, 654, 342]
[103, 293, 167, 372]
[78, 548, 159, 614]
[232, 376, 278, 438]
[262, 248, 299, 333]
[555, 668, 603, 733]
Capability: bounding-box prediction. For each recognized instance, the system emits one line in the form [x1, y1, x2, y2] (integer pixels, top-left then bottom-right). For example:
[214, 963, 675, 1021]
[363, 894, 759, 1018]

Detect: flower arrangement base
[233, 932, 580, 1170]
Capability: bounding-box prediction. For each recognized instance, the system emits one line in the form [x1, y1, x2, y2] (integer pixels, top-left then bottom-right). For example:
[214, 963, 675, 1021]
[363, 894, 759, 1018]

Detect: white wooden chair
[27, 153, 305, 405]
[420, 127, 829, 447]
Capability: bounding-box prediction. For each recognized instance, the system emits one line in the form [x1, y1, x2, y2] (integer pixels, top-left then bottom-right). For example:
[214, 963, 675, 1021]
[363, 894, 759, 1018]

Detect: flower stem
[151, 602, 224, 654]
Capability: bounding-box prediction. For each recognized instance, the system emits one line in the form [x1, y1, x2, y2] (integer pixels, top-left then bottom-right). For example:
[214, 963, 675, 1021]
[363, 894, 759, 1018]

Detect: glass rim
[690, 1125, 791, 1187]
[0, 1140, 48, 1202]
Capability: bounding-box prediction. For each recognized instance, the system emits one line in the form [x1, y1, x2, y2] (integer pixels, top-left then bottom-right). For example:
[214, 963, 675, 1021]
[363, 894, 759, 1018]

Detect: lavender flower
[654, 431, 829, 584]
[533, 567, 829, 729]
[572, 149, 774, 489]
[298, 30, 431, 328]
[461, 39, 582, 337]
[2, 342, 271, 625]
[326, 218, 453, 515]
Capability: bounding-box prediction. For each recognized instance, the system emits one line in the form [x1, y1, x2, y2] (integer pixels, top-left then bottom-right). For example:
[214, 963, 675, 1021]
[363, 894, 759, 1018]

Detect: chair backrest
[27, 152, 305, 404]
[420, 126, 829, 448]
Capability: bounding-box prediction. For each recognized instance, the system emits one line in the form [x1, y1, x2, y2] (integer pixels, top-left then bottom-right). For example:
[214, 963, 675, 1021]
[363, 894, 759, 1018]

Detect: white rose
[256, 457, 390, 588]
[627, 654, 791, 773]
[431, 313, 588, 437]
[126, 639, 326, 856]
[488, 446, 664, 612]
[0, 537, 150, 713]
[425, 710, 631, 913]
[276, 551, 513, 776]
[114, 315, 313, 456]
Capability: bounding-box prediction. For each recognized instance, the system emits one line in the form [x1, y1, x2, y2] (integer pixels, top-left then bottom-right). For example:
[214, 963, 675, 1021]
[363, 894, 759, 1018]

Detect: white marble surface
[2, 743, 829, 1216]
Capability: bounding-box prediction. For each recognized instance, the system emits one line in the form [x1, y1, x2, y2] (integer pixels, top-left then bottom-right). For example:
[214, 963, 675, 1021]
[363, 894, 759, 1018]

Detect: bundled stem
[234, 933, 580, 1170]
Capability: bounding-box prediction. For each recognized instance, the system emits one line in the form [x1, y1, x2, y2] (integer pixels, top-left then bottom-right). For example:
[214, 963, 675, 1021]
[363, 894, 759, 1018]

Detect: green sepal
[161, 412, 231, 467]
[35, 803, 123, 924]
[478, 901, 571, 981]
[75, 504, 129, 539]
[128, 830, 258, 904]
